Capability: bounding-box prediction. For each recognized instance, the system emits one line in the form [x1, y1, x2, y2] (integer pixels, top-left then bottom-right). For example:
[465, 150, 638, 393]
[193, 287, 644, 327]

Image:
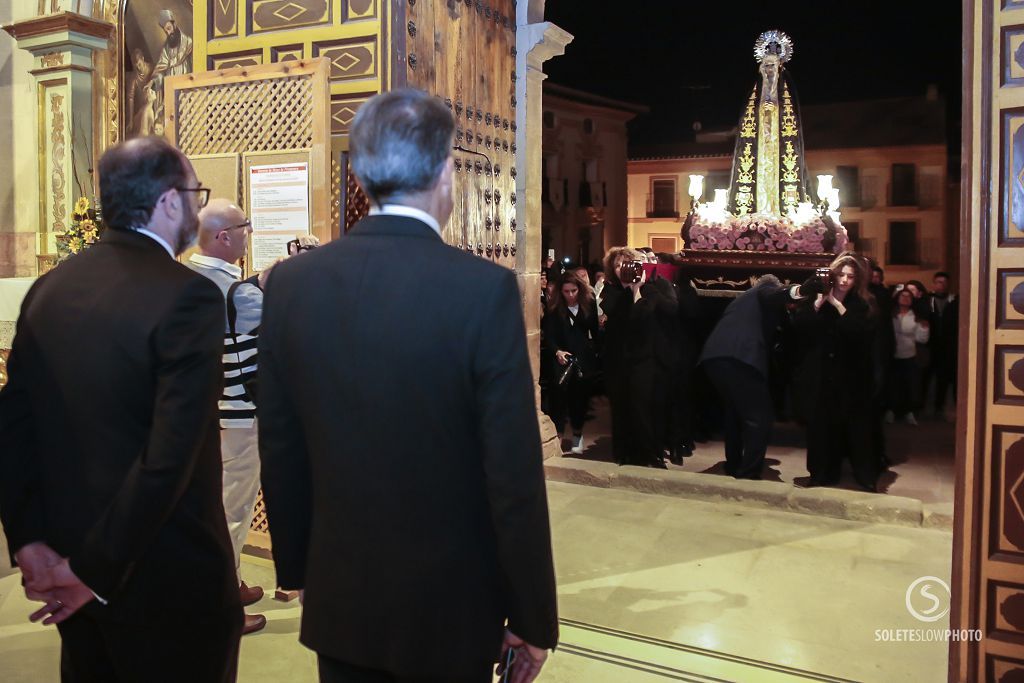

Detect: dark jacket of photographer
[542, 302, 600, 380]
[600, 277, 680, 370]
[791, 293, 876, 420]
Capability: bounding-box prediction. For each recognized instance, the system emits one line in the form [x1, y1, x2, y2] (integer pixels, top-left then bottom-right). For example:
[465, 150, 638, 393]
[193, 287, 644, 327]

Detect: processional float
[677, 31, 849, 295]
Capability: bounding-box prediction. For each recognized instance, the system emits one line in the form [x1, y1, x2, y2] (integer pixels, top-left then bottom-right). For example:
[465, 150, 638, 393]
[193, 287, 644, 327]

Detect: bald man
[188, 198, 267, 635]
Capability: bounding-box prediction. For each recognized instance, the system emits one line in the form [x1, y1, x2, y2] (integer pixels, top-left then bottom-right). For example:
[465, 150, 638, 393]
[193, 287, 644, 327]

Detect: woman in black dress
[543, 272, 601, 453]
[599, 247, 679, 467]
[792, 252, 881, 491]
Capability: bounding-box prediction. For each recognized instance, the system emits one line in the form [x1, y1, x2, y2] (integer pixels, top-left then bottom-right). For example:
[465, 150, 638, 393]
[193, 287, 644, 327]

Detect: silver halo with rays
[753, 30, 794, 64]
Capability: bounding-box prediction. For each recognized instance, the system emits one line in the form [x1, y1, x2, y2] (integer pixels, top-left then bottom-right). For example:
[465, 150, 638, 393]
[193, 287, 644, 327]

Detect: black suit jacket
[258, 214, 558, 677]
[698, 280, 795, 378]
[0, 230, 239, 623]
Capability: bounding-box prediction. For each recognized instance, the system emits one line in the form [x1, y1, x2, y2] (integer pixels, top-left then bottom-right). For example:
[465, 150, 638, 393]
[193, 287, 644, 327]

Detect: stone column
[3, 11, 112, 274]
[515, 11, 572, 460]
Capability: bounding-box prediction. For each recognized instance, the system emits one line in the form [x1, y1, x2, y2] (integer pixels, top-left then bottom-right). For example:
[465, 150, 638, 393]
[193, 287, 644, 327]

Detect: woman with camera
[599, 247, 679, 468]
[543, 272, 601, 454]
[886, 287, 930, 426]
[792, 252, 881, 492]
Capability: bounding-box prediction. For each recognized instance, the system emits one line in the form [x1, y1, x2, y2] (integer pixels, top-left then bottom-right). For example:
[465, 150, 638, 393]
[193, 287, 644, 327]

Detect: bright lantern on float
[816, 175, 833, 203]
[688, 175, 704, 202]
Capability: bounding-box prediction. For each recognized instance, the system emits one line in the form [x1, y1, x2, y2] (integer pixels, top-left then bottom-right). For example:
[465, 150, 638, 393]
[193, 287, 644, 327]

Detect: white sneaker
[905, 413, 918, 426]
[884, 410, 895, 424]
[570, 434, 584, 454]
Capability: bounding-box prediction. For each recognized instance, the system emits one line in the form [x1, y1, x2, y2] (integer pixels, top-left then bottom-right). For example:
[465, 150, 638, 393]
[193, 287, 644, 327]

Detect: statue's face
[162, 21, 175, 36]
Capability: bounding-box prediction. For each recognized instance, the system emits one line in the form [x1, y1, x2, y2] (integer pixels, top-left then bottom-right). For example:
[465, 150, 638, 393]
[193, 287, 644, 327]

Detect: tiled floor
[0, 481, 953, 683]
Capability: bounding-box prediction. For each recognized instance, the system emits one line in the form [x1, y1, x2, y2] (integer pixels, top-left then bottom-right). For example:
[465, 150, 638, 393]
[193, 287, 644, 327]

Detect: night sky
[543, 2, 962, 153]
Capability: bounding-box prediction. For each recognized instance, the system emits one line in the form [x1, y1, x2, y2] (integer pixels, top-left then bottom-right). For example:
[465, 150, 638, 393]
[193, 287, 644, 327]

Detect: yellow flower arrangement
[56, 196, 104, 261]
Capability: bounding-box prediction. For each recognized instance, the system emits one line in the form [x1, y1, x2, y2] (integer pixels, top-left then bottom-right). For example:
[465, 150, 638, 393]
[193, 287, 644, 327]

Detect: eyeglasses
[176, 186, 211, 208]
[224, 221, 251, 231]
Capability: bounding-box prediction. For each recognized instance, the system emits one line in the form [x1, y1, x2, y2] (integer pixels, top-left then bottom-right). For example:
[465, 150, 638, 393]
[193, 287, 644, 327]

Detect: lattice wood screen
[175, 77, 314, 156]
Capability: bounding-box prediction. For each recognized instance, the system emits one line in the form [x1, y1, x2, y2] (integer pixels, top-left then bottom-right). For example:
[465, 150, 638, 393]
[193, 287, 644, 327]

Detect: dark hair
[551, 272, 594, 318]
[934, 271, 950, 280]
[350, 89, 455, 205]
[98, 136, 189, 231]
[871, 265, 884, 275]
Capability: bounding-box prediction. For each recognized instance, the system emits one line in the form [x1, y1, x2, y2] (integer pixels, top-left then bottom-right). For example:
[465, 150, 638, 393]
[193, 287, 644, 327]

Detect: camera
[815, 266, 832, 289]
[619, 260, 645, 285]
[557, 355, 583, 386]
[287, 236, 320, 256]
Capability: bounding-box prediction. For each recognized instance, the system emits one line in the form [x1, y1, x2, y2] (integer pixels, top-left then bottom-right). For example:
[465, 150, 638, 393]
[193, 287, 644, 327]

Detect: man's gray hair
[350, 89, 455, 205]
[754, 274, 782, 288]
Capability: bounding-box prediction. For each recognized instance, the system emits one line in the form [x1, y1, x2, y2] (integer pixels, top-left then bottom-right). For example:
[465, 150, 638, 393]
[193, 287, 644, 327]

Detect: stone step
[544, 457, 954, 530]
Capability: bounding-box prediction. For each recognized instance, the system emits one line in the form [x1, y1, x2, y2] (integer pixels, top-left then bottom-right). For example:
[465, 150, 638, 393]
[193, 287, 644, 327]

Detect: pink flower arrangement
[686, 212, 850, 254]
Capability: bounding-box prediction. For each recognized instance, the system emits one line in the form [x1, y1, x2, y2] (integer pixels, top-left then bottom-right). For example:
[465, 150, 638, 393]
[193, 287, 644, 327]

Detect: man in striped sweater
[189, 198, 267, 635]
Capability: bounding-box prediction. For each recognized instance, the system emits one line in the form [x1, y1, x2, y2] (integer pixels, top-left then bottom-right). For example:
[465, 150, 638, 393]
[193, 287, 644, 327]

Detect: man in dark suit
[258, 89, 558, 683]
[698, 274, 821, 479]
[0, 136, 242, 681]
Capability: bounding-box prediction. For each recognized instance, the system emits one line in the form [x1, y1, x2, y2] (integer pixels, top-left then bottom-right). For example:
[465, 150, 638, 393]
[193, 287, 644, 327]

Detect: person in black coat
[0, 137, 242, 681]
[792, 252, 880, 492]
[257, 90, 558, 683]
[543, 271, 600, 453]
[599, 248, 680, 468]
[698, 274, 821, 479]
[669, 265, 702, 463]
[924, 271, 958, 418]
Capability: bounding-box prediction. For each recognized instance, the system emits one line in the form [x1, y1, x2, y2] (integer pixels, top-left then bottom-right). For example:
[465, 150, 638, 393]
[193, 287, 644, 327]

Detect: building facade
[541, 82, 645, 269]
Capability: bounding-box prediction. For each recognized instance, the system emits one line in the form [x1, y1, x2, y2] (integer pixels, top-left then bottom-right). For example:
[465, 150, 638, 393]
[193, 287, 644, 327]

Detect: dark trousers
[888, 357, 921, 417]
[549, 375, 591, 436]
[607, 366, 633, 465]
[703, 358, 773, 479]
[57, 607, 242, 682]
[924, 359, 956, 413]
[806, 408, 877, 488]
[318, 655, 492, 683]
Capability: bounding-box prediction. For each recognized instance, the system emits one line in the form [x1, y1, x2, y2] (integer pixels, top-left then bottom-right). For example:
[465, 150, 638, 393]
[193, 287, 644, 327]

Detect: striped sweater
[188, 254, 263, 428]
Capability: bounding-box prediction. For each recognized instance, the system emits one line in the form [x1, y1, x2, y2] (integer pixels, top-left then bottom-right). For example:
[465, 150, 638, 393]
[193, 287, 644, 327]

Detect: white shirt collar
[369, 204, 442, 237]
[134, 228, 176, 259]
[189, 253, 242, 279]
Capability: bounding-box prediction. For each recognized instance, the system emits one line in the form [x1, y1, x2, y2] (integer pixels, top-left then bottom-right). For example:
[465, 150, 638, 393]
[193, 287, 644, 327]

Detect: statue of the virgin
[727, 31, 813, 218]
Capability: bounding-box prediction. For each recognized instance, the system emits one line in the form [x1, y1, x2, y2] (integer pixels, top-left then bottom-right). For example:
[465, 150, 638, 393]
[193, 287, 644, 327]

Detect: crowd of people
[540, 248, 958, 493]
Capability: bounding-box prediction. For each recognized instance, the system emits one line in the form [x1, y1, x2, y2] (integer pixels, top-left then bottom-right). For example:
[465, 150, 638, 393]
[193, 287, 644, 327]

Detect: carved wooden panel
[989, 579, 1024, 643]
[993, 427, 1024, 558]
[347, 0, 376, 19]
[1000, 109, 1024, 246]
[996, 346, 1024, 405]
[988, 654, 1024, 683]
[272, 44, 305, 62]
[330, 93, 371, 135]
[396, 0, 518, 269]
[999, 269, 1024, 329]
[211, 0, 239, 38]
[314, 38, 377, 82]
[208, 50, 263, 70]
[250, 0, 331, 32]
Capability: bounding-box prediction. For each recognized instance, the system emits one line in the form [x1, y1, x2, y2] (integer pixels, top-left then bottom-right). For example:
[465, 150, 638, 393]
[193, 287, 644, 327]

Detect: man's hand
[497, 630, 548, 683]
[28, 559, 96, 626]
[14, 542, 61, 601]
[554, 350, 571, 367]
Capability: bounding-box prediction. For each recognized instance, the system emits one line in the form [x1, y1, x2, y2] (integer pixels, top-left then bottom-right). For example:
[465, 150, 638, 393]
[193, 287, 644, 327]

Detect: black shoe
[857, 480, 878, 493]
[650, 459, 668, 469]
[668, 451, 683, 466]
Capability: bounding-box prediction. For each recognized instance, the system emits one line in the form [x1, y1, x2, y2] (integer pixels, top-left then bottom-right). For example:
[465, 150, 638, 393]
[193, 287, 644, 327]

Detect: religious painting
[121, 0, 194, 139]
